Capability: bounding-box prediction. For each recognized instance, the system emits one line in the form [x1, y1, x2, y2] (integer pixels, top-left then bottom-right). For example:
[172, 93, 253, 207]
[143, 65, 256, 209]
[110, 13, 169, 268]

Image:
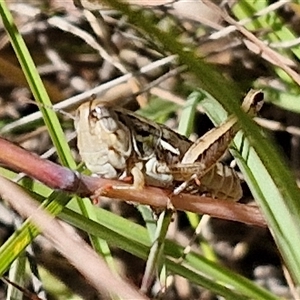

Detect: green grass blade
[72, 197, 117, 272]
[265, 89, 300, 114]
[233, 0, 300, 87]
[7, 251, 26, 300]
[0, 191, 71, 275]
[141, 209, 173, 292]
[0, 3, 103, 281]
[181, 251, 279, 300]
[200, 92, 300, 283]
[0, 1, 75, 168]
[177, 91, 201, 136]
[61, 205, 279, 300]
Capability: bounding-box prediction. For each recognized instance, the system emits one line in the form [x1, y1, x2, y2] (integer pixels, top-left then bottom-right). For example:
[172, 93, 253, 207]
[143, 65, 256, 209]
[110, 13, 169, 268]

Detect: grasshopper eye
[89, 106, 102, 121]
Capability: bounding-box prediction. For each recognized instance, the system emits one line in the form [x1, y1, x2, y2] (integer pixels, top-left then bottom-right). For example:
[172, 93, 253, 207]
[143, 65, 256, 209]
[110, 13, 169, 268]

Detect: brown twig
[0, 137, 266, 227]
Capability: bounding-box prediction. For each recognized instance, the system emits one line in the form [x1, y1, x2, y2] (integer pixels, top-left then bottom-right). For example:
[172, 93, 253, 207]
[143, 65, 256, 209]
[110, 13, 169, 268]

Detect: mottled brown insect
[75, 90, 263, 201]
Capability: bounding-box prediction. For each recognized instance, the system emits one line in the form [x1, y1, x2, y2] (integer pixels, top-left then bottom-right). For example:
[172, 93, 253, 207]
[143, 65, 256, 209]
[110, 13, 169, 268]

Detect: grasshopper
[74, 90, 263, 201]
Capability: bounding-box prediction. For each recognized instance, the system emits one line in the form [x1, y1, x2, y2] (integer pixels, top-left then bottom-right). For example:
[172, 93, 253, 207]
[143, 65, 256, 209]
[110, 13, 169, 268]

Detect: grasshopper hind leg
[172, 163, 243, 201]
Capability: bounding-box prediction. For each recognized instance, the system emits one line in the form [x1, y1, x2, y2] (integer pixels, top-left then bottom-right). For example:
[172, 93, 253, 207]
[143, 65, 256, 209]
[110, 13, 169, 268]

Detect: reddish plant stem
[0, 137, 266, 227]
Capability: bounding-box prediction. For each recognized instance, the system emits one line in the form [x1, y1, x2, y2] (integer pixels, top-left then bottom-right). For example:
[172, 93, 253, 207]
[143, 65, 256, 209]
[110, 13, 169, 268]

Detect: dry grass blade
[0, 175, 148, 300]
[204, 0, 300, 86]
[0, 55, 176, 134]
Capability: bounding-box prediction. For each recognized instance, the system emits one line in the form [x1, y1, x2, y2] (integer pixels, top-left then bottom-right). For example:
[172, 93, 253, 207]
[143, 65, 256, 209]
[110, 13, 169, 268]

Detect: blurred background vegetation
[0, 0, 300, 299]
